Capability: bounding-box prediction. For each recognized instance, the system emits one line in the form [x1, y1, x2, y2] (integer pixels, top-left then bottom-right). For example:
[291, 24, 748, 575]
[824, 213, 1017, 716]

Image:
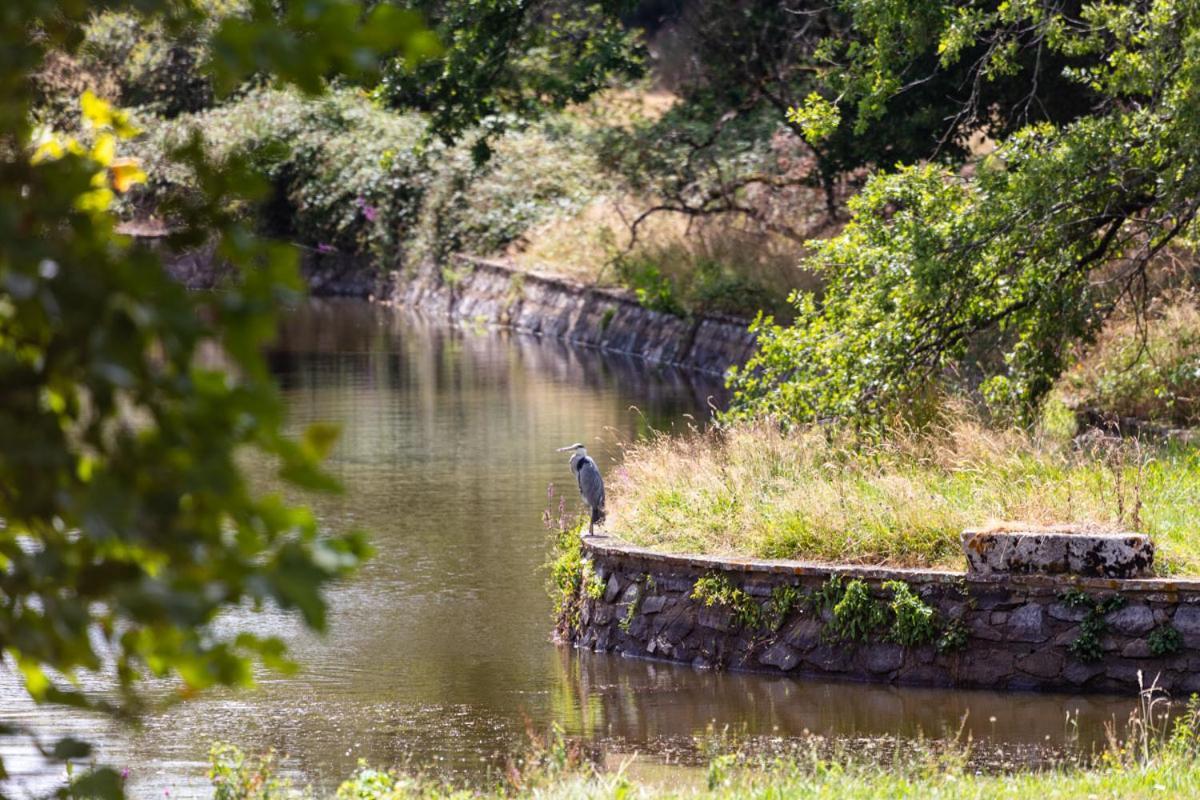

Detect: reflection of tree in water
[267, 299, 728, 429]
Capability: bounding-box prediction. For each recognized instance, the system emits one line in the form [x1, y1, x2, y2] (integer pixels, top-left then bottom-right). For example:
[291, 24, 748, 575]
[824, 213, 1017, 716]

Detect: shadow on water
[0, 299, 1145, 797]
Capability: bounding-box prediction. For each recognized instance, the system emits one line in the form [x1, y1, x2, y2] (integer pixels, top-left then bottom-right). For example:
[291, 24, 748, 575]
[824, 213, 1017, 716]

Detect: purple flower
[356, 196, 379, 223]
[316, 243, 337, 254]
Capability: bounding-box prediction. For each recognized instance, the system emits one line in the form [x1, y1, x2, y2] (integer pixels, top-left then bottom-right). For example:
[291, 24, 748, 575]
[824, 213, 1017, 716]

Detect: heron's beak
[555, 445, 574, 452]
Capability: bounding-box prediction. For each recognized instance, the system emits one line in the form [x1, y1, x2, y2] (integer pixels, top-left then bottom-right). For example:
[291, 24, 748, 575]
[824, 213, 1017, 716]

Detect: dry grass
[511, 197, 813, 303]
[1061, 291, 1200, 426]
[607, 416, 1200, 574]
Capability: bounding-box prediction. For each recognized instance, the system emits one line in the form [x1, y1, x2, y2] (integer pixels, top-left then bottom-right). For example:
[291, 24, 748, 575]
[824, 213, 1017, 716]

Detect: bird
[557, 442, 605, 535]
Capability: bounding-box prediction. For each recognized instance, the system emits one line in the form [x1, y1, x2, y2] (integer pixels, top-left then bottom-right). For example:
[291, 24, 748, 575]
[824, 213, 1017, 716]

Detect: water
[0, 299, 1142, 797]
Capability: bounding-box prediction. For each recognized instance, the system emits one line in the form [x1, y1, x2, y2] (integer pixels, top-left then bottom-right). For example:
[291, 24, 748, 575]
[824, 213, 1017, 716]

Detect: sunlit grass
[607, 416, 1200, 574]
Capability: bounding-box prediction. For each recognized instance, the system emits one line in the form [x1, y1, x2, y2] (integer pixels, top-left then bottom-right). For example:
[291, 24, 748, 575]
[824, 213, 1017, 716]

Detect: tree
[729, 0, 1200, 425]
[375, 0, 644, 157]
[0, 2, 436, 795]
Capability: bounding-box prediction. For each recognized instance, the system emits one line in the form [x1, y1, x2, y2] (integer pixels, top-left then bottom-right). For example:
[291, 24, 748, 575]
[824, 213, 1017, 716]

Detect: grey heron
[557, 443, 605, 534]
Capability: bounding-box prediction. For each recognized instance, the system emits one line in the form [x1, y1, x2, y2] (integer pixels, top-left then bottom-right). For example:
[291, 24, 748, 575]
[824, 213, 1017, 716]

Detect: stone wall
[150, 237, 756, 377]
[389, 256, 757, 376]
[568, 535, 1200, 695]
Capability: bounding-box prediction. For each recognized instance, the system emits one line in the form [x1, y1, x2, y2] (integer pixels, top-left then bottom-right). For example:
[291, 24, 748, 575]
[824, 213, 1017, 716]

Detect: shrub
[1063, 293, 1200, 426]
[124, 89, 613, 271]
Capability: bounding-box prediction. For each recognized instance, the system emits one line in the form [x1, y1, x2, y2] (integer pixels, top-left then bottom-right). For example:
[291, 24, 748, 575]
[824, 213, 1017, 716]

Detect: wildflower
[355, 195, 379, 223]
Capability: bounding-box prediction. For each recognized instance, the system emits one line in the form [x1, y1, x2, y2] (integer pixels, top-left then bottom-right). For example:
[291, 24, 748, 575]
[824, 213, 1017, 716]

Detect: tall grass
[211, 683, 1200, 799]
[1062, 292, 1200, 426]
[607, 415, 1200, 574]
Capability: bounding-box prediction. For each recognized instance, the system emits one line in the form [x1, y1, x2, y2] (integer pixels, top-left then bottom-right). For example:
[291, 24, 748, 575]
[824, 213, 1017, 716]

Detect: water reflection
[0, 300, 1141, 798]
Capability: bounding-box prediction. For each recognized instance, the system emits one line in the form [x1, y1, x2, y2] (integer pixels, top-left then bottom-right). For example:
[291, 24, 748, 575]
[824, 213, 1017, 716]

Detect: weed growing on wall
[544, 483, 591, 633]
[1060, 588, 1127, 663]
[937, 618, 970, 653]
[883, 580, 939, 646]
[813, 576, 952, 649]
[765, 585, 803, 631]
[826, 579, 887, 643]
[1149, 624, 1183, 657]
[691, 573, 764, 630]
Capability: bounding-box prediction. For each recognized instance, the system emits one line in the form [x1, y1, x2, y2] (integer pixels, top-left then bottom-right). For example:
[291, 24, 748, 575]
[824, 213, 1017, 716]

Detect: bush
[125, 89, 613, 271]
[1062, 293, 1200, 426]
[35, 3, 250, 124]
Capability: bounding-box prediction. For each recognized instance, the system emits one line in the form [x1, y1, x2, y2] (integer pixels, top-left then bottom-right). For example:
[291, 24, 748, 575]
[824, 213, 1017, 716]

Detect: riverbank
[208, 710, 1200, 799]
[604, 417, 1200, 574]
[151, 236, 757, 376]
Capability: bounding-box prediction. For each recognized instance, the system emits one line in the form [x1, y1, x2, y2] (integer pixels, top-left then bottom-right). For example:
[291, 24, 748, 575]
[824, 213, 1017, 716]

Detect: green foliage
[581, 560, 605, 601]
[614, 256, 685, 317]
[765, 584, 803, 631]
[375, 1, 644, 149]
[2, 2, 435, 794]
[937, 618, 970, 654]
[730, 0, 1200, 426]
[1061, 590, 1127, 664]
[612, 252, 782, 319]
[883, 580, 938, 647]
[1063, 295, 1200, 426]
[547, 518, 591, 631]
[691, 573, 764, 630]
[126, 88, 611, 268]
[209, 744, 296, 800]
[825, 578, 887, 643]
[618, 581, 641, 633]
[812, 576, 957, 648]
[1149, 624, 1184, 657]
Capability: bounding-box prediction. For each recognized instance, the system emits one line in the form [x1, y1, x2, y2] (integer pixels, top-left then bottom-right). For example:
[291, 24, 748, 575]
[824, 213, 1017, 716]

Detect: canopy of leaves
[730, 0, 1200, 425]
[375, 0, 644, 152]
[1, 1, 435, 795]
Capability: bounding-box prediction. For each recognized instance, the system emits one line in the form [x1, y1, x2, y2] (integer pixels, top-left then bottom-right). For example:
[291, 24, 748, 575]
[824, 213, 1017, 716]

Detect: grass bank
[206, 697, 1200, 799]
[606, 415, 1200, 575]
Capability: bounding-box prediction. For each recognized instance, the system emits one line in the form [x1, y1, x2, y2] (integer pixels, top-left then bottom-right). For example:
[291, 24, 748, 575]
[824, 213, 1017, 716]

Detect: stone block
[1048, 602, 1090, 623]
[1106, 604, 1155, 636]
[1121, 639, 1154, 659]
[1017, 649, 1064, 678]
[1063, 661, 1106, 686]
[958, 651, 1014, 685]
[592, 604, 615, 626]
[619, 583, 640, 605]
[641, 595, 668, 615]
[699, 607, 735, 632]
[1006, 603, 1049, 642]
[782, 619, 824, 652]
[962, 528, 1154, 578]
[759, 642, 801, 671]
[969, 617, 1004, 641]
[1173, 605, 1200, 647]
[805, 644, 852, 672]
[858, 643, 905, 674]
[603, 575, 622, 604]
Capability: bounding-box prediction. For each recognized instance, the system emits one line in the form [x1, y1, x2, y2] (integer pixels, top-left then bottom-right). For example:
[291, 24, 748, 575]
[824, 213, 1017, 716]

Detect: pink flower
[356, 196, 379, 223]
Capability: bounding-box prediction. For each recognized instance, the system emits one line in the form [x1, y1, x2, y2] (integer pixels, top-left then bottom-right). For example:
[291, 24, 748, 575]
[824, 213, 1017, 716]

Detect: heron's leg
[588, 519, 594, 535]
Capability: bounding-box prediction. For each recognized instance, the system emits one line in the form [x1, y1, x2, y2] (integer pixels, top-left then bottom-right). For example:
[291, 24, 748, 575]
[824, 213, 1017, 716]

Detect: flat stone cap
[962, 526, 1154, 578]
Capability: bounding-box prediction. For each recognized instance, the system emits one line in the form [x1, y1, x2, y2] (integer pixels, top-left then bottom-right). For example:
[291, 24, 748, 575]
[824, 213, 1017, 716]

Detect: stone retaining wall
[389, 256, 756, 376]
[567, 535, 1200, 695]
[150, 236, 756, 377]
